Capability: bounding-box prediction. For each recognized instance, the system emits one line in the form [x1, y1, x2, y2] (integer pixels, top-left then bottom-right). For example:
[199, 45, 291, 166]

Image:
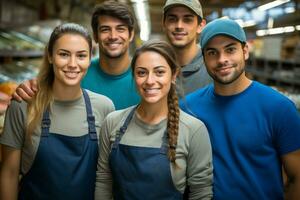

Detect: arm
[12, 79, 37, 102]
[0, 145, 21, 200]
[282, 149, 300, 200]
[95, 117, 113, 200]
[188, 123, 213, 200]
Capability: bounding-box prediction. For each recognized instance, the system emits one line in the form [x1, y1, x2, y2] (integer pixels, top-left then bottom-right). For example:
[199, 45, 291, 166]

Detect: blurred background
[0, 0, 300, 132]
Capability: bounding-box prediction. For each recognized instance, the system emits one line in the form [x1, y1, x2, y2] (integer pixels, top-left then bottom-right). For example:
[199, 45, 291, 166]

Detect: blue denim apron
[19, 89, 98, 200]
[109, 107, 183, 200]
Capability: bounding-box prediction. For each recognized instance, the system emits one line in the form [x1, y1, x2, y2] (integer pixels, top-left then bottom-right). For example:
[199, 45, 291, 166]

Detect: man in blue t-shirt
[181, 18, 300, 199]
[12, 1, 140, 110]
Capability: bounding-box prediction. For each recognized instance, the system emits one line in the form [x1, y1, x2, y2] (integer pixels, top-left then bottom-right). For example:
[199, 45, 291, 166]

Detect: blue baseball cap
[200, 18, 247, 49]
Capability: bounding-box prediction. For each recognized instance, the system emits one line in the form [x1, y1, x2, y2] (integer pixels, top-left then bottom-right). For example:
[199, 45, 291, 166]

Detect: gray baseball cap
[163, 0, 203, 18]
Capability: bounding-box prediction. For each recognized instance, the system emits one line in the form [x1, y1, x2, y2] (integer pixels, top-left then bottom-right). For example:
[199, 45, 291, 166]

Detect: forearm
[94, 171, 113, 200]
[0, 171, 19, 200]
[285, 177, 300, 200]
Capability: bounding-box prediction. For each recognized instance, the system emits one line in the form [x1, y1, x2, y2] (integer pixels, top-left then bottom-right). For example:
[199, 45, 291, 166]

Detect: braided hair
[131, 40, 181, 166]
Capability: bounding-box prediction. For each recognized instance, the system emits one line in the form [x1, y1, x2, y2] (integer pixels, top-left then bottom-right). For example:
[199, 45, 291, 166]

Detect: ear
[197, 19, 206, 34]
[129, 30, 135, 42]
[172, 69, 179, 84]
[243, 43, 250, 60]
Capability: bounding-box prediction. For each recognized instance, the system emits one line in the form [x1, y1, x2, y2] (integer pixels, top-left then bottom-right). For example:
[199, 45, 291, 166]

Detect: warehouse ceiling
[97, 0, 300, 39]
[9, 0, 300, 39]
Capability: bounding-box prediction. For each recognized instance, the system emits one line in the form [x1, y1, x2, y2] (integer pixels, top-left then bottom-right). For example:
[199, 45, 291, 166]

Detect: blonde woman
[0, 23, 114, 200]
[95, 40, 213, 199]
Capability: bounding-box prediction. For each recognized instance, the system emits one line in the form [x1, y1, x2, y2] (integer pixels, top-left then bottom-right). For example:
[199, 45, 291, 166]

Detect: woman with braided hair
[95, 40, 213, 200]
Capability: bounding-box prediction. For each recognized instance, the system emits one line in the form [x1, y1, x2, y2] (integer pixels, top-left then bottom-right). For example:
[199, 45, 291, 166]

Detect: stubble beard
[209, 62, 245, 85]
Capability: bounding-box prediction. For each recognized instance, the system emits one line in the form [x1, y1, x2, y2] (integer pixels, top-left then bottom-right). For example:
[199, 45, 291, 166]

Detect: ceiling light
[258, 0, 290, 11]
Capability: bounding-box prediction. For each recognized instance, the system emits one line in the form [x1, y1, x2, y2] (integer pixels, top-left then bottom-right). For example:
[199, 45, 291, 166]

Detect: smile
[144, 88, 160, 94]
[63, 71, 81, 78]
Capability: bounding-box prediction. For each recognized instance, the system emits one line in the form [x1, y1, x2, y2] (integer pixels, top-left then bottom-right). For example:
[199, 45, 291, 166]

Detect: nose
[145, 73, 155, 85]
[175, 19, 184, 29]
[68, 55, 77, 67]
[109, 29, 117, 40]
[218, 53, 229, 65]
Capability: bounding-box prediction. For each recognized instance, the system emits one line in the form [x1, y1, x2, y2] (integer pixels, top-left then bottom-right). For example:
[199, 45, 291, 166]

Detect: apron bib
[19, 89, 98, 200]
[109, 107, 182, 200]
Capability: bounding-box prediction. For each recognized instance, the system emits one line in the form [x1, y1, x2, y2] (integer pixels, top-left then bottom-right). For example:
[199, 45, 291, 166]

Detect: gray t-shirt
[95, 106, 213, 200]
[0, 90, 114, 175]
[177, 48, 212, 97]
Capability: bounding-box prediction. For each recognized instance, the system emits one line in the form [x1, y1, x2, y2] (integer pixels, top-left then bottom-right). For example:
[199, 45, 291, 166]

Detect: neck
[174, 42, 199, 66]
[214, 74, 252, 96]
[52, 82, 82, 101]
[136, 101, 168, 125]
[99, 52, 131, 75]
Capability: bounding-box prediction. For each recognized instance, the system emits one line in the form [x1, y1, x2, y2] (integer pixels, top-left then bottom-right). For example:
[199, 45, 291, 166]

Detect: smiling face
[94, 15, 134, 59]
[203, 35, 249, 86]
[163, 6, 204, 49]
[134, 51, 176, 106]
[50, 34, 90, 89]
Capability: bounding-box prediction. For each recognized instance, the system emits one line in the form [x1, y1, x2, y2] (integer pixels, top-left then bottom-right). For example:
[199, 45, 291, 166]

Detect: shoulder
[105, 106, 134, 122]
[6, 99, 27, 115]
[102, 106, 135, 131]
[179, 109, 207, 134]
[252, 81, 296, 107]
[181, 85, 212, 109]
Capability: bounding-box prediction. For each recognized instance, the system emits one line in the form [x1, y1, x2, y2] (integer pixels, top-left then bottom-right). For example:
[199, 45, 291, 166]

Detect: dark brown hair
[91, 1, 135, 36]
[131, 40, 181, 166]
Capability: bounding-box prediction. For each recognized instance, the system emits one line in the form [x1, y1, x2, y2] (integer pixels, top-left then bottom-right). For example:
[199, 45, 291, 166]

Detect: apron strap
[41, 110, 50, 137]
[82, 89, 97, 141]
[112, 106, 137, 148]
[160, 131, 168, 154]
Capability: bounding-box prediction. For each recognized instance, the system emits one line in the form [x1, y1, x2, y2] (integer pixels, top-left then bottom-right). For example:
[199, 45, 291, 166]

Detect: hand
[12, 79, 38, 103]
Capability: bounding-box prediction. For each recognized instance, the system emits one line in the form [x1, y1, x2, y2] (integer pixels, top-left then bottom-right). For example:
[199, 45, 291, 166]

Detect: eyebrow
[205, 42, 238, 51]
[58, 49, 88, 53]
[166, 14, 194, 18]
[99, 24, 127, 29]
[136, 65, 167, 70]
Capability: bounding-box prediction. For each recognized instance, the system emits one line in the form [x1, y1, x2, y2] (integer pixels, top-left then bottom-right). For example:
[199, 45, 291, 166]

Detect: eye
[166, 16, 177, 23]
[206, 50, 217, 57]
[99, 27, 110, 33]
[226, 47, 236, 54]
[58, 52, 69, 58]
[135, 69, 147, 77]
[183, 17, 194, 23]
[77, 53, 88, 59]
[155, 70, 166, 77]
[116, 26, 127, 33]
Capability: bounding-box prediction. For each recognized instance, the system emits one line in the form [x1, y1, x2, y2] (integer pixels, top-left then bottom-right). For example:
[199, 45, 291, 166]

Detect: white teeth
[144, 88, 159, 94]
[64, 71, 80, 79]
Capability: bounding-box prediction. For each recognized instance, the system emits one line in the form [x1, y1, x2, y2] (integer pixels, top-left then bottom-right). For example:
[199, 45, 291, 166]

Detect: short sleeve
[0, 100, 26, 149]
[273, 99, 300, 155]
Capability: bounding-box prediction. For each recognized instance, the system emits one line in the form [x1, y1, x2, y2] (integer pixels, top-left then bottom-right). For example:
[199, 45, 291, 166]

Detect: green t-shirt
[81, 58, 140, 110]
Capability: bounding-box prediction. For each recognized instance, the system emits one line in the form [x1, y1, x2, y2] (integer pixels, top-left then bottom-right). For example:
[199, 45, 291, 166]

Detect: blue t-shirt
[180, 81, 300, 200]
[81, 58, 140, 110]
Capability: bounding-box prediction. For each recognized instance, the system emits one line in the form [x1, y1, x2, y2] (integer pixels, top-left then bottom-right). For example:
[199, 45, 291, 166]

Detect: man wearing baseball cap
[181, 18, 300, 199]
[163, 0, 212, 96]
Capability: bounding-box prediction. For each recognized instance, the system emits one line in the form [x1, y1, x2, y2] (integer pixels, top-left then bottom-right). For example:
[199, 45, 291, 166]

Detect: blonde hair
[26, 23, 92, 137]
[131, 40, 181, 166]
